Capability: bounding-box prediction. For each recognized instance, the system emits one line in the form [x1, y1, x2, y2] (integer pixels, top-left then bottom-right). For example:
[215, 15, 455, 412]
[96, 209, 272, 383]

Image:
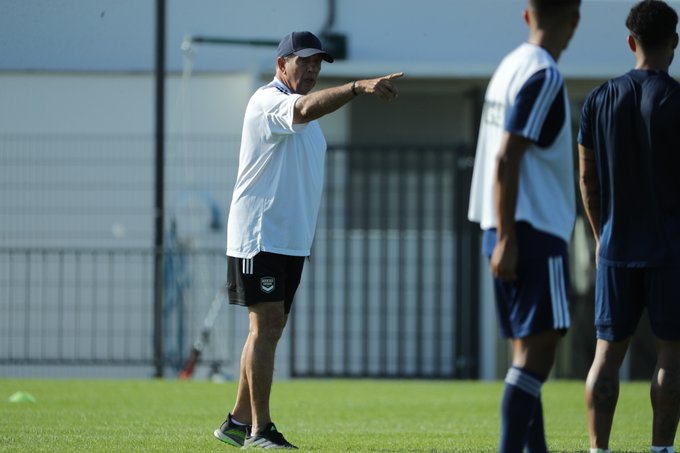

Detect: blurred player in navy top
[468, 0, 580, 451]
[578, 1, 680, 452]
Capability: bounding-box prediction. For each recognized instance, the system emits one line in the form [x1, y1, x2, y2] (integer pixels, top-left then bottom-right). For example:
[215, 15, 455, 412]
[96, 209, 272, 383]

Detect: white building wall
[4, 0, 680, 78]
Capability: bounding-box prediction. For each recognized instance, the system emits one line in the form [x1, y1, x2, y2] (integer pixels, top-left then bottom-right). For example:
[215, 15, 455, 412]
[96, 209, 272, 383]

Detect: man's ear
[672, 32, 679, 50]
[276, 57, 286, 72]
[627, 34, 637, 53]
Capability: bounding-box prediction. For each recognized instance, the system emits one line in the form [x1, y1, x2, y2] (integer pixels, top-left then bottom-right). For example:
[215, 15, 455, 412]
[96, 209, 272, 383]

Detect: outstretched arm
[294, 72, 404, 124]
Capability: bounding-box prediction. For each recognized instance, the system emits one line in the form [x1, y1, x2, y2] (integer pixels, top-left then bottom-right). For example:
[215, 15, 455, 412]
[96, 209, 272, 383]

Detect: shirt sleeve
[258, 87, 304, 136]
[505, 67, 566, 148]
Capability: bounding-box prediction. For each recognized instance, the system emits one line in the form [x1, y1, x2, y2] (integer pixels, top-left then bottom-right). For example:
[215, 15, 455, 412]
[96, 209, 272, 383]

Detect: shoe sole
[213, 429, 244, 447]
[243, 437, 297, 449]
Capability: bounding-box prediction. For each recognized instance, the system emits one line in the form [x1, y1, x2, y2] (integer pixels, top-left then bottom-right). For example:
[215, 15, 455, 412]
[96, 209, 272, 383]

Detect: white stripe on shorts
[548, 256, 570, 329]
[242, 258, 253, 275]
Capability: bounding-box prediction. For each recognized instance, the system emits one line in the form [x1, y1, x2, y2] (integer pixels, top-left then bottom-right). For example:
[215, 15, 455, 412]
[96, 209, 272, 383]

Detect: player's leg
[214, 345, 251, 446]
[230, 335, 252, 423]
[651, 338, 680, 448]
[241, 254, 303, 449]
[214, 256, 255, 446]
[500, 330, 561, 453]
[585, 337, 630, 450]
[217, 252, 296, 447]
[490, 224, 571, 453]
[512, 329, 562, 378]
[227, 254, 253, 423]
[648, 265, 680, 450]
[586, 264, 643, 451]
[526, 395, 546, 452]
[245, 300, 287, 434]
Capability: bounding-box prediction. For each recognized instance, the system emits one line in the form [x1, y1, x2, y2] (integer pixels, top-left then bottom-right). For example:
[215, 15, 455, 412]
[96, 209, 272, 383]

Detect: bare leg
[230, 334, 253, 424]
[585, 338, 630, 450]
[511, 330, 562, 379]
[651, 339, 680, 447]
[244, 301, 287, 435]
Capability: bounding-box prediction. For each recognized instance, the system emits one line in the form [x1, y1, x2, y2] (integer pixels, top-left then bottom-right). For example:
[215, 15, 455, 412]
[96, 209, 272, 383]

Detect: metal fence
[0, 248, 231, 367]
[0, 134, 480, 378]
[291, 145, 480, 378]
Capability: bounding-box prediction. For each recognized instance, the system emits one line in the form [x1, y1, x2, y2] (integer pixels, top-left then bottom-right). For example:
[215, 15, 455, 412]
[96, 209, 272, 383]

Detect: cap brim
[293, 48, 334, 63]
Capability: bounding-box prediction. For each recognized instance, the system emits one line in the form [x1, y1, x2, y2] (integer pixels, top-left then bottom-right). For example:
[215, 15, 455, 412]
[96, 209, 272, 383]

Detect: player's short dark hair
[626, 0, 678, 49]
[529, 0, 581, 16]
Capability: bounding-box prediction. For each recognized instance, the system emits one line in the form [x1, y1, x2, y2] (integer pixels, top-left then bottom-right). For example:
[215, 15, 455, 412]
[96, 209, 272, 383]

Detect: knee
[250, 318, 285, 344]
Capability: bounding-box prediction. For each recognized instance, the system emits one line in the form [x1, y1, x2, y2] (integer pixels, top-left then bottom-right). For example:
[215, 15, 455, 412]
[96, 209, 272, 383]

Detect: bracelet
[351, 80, 358, 96]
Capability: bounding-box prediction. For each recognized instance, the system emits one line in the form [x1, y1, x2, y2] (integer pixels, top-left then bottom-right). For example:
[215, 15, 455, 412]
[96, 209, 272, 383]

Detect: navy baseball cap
[277, 31, 334, 63]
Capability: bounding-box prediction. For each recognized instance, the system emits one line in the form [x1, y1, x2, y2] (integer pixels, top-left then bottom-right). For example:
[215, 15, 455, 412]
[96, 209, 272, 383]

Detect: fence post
[153, 0, 166, 378]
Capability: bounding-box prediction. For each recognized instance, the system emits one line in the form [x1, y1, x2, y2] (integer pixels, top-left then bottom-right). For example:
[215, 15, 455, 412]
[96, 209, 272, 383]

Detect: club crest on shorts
[260, 276, 275, 294]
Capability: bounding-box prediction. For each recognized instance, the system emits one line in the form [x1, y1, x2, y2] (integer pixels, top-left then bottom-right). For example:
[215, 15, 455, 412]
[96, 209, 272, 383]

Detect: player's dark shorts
[226, 252, 305, 314]
[595, 263, 680, 341]
[483, 222, 571, 339]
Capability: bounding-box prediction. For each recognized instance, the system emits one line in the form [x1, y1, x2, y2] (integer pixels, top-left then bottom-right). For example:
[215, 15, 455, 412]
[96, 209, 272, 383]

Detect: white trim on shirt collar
[269, 77, 292, 95]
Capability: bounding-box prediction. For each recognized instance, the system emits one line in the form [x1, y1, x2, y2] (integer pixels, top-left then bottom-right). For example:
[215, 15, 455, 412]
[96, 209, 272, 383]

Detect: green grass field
[1, 378, 654, 452]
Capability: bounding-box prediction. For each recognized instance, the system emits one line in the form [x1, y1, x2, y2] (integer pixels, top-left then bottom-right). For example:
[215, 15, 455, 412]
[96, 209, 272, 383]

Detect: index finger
[384, 72, 404, 80]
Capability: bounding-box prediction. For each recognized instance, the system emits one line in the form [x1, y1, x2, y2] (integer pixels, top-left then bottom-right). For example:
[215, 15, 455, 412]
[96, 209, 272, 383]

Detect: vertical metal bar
[41, 250, 47, 360]
[6, 250, 13, 360]
[361, 148, 371, 375]
[124, 251, 131, 361]
[325, 149, 335, 375]
[379, 149, 389, 374]
[433, 149, 444, 376]
[109, 251, 115, 361]
[23, 250, 31, 360]
[75, 250, 81, 360]
[306, 248, 315, 375]
[58, 250, 65, 361]
[415, 150, 425, 376]
[397, 150, 407, 375]
[455, 145, 480, 378]
[153, 0, 166, 378]
[91, 250, 98, 361]
[342, 150, 352, 375]
[143, 249, 152, 359]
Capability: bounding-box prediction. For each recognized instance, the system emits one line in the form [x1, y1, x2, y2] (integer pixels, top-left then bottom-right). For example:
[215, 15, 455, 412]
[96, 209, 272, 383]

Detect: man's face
[281, 54, 323, 94]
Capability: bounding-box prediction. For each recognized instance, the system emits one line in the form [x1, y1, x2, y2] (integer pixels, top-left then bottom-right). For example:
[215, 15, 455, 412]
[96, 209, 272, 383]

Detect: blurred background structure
[1, 0, 673, 380]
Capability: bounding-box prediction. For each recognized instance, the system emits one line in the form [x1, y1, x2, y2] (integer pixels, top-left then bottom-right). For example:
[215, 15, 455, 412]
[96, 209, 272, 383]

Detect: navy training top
[578, 69, 680, 267]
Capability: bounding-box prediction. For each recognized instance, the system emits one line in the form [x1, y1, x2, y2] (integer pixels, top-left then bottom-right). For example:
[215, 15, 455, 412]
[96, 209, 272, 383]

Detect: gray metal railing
[0, 247, 229, 368]
[0, 135, 480, 378]
[290, 145, 479, 378]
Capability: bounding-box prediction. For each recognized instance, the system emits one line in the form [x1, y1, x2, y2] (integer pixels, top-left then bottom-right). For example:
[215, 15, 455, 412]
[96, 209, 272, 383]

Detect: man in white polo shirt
[214, 31, 403, 449]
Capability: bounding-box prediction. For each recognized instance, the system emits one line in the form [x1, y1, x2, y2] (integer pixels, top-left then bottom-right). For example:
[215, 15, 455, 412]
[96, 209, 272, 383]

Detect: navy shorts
[226, 252, 305, 314]
[595, 263, 680, 341]
[484, 222, 571, 339]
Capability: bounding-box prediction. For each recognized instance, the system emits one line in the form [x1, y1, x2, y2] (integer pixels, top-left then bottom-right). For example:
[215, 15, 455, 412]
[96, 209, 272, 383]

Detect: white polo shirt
[227, 78, 327, 258]
[468, 43, 575, 243]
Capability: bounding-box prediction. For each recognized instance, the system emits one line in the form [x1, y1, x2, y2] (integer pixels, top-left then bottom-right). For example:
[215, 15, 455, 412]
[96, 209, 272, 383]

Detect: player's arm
[492, 67, 563, 281]
[293, 73, 404, 124]
[578, 144, 601, 257]
[492, 132, 531, 282]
